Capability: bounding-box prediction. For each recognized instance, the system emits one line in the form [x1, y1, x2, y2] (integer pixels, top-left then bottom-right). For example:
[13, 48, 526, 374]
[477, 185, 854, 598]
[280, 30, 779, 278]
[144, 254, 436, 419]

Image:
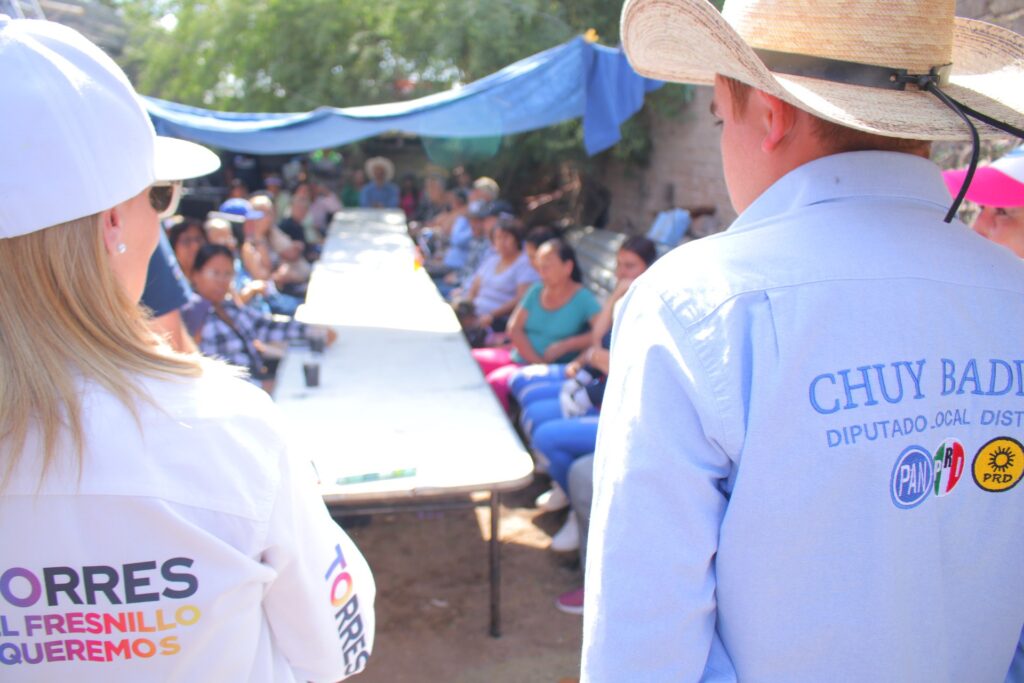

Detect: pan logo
[973, 437, 1024, 492]
[891, 445, 934, 509]
[933, 438, 965, 497]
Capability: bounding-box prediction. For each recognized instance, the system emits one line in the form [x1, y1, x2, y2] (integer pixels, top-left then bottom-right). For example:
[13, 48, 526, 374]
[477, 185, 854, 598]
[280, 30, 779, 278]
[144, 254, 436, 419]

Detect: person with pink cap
[0, 17, 374, 682]
[945, 147, 1024, 257]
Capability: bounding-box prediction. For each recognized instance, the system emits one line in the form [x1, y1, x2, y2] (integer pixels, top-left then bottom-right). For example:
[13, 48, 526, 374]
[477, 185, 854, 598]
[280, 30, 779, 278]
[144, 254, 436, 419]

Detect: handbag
[211, 304, 271, 380]
[558, 368, 597, 418]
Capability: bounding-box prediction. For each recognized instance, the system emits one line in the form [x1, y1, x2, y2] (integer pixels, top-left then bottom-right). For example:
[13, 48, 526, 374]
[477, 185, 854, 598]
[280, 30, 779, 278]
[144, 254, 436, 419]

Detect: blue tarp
[144, 37, 662, 156]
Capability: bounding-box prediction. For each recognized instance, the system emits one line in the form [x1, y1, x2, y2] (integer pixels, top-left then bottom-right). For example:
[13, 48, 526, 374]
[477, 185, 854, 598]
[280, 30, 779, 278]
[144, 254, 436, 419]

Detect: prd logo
[891, 445, 933, 509]
[933, 438, 965, 497]
[973, 437, 1024, 493]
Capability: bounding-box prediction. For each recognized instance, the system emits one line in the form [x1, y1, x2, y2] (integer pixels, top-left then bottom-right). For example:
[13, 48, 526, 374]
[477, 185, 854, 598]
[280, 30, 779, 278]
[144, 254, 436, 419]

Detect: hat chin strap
[754, 48, 1024, 223]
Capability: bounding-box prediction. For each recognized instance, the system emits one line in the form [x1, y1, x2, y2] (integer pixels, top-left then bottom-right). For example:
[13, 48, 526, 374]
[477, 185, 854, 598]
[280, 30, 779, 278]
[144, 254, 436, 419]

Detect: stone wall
[598, 1, 1022, 235]
[600, 86, 734, 235]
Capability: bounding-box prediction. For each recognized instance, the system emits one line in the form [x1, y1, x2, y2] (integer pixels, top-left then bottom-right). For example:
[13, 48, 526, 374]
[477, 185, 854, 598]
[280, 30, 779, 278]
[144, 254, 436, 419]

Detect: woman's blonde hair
[0, 214, 203, 484]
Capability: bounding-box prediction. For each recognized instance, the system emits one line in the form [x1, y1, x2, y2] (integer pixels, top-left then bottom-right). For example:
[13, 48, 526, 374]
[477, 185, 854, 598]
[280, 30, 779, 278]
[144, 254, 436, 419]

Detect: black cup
[303, 362, 320, 388]
[309, 336, 325, 354]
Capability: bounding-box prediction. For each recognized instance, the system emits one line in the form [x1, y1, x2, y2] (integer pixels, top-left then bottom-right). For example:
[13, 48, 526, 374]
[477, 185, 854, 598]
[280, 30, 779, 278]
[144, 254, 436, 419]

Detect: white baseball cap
[0, 16, 220, 239]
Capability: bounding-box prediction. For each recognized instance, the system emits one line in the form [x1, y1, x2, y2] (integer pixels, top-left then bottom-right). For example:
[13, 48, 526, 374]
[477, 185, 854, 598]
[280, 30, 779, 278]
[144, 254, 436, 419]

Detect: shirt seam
[651, 286, 735, 457]
[676, 275, 1024, 332]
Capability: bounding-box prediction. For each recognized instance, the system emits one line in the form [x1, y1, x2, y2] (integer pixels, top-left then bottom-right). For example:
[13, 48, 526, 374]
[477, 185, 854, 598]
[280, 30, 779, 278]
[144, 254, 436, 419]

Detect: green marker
[336, 468, 417, 485]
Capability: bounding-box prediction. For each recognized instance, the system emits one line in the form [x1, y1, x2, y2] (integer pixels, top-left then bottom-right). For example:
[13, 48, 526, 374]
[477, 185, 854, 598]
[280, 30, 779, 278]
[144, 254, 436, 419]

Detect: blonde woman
[0, 18, 373, 682]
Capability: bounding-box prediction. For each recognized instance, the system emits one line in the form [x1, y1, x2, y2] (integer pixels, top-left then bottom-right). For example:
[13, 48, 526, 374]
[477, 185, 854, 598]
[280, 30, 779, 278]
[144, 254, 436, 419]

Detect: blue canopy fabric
[144, 37, 663, 156]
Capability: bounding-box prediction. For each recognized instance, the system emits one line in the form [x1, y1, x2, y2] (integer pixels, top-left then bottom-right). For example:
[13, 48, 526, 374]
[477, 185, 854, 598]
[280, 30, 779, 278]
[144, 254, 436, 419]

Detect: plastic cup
[308, 327, 327, 354]
[303, 362, 320, 388]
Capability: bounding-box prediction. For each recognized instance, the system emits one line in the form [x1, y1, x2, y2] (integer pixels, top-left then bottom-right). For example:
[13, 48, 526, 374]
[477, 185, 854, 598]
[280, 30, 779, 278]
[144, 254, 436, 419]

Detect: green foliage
[117, 0, 687, 214]
[119, 0, 626, 110]
[121, 0, 394, 110]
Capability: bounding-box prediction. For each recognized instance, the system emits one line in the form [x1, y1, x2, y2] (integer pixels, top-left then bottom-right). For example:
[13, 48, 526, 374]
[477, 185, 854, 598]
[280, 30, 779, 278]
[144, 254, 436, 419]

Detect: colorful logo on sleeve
[933, 438, 965, 497]
[972, 437, 1024, 492]
[890, 445, 933, 509]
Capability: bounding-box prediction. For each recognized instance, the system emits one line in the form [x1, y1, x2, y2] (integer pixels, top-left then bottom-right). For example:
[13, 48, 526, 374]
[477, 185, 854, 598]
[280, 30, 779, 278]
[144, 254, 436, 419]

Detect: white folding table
[274, 209, 534, 637]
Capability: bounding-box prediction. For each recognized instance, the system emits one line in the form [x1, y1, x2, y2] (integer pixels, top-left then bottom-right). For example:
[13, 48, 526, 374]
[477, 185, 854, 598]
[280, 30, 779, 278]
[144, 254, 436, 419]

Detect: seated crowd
[161, 157, 496, 394]
[412, 169, 660, 616]
[166, 157, 659, 616]
[163, 175, 333, 393]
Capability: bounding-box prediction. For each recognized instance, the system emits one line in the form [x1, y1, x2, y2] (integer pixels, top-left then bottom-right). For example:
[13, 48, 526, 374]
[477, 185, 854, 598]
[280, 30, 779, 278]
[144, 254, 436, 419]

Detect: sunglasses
[149, 181, 183, 219]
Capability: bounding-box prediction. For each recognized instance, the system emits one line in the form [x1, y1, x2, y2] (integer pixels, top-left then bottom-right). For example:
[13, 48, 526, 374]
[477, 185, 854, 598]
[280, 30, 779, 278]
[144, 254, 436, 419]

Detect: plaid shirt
[196, 300, 306, 373]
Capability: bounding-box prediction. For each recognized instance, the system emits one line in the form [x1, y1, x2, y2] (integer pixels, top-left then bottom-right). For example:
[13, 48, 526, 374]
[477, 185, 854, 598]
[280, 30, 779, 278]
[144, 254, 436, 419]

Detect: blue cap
[486, 200, 514, 217]
[467, 200, 489, 219]
[218, 198, 263, 220]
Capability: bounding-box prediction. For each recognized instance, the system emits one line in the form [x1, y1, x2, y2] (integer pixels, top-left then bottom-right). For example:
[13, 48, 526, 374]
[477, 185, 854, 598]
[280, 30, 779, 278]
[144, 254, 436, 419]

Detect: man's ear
[100, 206, 122, 256]
[755, 91, 798, 153]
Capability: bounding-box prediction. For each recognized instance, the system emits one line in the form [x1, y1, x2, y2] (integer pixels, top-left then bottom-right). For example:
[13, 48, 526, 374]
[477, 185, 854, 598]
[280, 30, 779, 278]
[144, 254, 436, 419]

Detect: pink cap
[943, 147, 1024, 208]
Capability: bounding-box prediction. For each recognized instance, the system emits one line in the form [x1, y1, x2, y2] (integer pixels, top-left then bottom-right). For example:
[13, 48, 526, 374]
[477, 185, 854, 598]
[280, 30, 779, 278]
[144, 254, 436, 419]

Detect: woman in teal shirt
[472, 239, 601, 410]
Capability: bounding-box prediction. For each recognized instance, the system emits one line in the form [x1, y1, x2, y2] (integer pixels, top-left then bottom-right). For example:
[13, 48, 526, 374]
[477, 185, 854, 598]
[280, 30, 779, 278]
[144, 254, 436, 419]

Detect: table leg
[329, 494, 512, 637]
[489, 491, 501, 638]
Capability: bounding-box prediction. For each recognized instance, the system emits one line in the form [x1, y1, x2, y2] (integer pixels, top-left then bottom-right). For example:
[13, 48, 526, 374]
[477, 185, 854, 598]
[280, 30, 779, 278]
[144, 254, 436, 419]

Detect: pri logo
[972, 437, 1024, 493]
[891, 445, 934, 509]
[933, 438, 965, 497]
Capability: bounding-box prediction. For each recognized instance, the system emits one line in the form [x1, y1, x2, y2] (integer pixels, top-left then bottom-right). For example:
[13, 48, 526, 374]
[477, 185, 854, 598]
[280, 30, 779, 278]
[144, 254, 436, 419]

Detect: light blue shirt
[472, 251, 540, 315]
[443, 215, 473, 270]
[359, 181, 399, 208]
[583, 152, 1024, 683]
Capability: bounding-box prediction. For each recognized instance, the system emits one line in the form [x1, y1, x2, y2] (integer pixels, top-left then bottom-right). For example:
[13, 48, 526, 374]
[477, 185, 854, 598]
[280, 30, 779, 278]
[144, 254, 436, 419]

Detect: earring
[116, 243, 127, 254]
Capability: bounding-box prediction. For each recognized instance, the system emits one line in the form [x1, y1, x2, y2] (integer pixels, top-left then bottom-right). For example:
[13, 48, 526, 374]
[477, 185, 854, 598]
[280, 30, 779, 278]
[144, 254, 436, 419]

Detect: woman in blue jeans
[533, 415, 600, 499]
[509, 235, 658, 430]
[520, 341, 608, 527]
[511, 236, 657, 522]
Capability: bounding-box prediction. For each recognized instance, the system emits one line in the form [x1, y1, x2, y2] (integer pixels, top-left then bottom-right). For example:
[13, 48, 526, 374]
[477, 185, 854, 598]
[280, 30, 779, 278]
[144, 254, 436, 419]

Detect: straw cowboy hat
[364, 156, 395, 182]
[620, 0, 1024, 140]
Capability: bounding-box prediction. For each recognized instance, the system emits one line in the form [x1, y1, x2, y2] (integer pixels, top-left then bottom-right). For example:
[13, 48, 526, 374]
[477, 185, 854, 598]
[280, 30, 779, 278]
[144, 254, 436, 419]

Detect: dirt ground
[342, 477, 584, 683]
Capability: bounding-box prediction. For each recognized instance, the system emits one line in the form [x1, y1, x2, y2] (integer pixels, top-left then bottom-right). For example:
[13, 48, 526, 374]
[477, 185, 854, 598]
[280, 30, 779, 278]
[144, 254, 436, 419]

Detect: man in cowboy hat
[360, 156, 400, 208]
[582, 1, 1024, 681]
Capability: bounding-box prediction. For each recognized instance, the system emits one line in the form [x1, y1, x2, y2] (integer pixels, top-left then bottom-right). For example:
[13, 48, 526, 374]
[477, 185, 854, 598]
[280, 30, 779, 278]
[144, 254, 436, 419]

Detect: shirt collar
[729, 151, 953, 234]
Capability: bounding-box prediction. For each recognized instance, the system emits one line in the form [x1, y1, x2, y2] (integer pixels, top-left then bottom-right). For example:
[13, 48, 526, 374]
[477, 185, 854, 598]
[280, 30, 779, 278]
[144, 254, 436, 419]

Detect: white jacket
[1, 366, 374, 681]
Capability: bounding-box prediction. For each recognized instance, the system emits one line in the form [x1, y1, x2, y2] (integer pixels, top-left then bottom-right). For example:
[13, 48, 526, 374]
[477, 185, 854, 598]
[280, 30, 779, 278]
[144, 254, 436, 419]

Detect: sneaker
[535, 485, 569, 512]
[555, 586, 584, 615]
[550, 511, 579, 552]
